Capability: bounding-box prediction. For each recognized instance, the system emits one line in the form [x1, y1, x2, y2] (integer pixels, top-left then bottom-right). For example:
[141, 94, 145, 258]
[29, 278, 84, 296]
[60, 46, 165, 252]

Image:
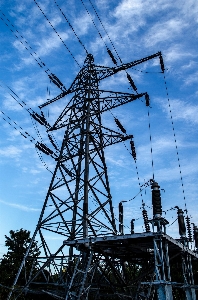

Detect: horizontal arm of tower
[99, 92, 148, 113]
[89, 125, 133, 149]
[47, 91, 148, 131]
[39, 91, 68, 109]
[96, 51, 163, 80]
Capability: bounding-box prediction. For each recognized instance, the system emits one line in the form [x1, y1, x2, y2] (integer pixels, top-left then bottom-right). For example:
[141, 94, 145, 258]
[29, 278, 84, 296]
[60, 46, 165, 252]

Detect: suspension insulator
[114, 118, 126, 133]
[121, 135, 133, 141]
[51, 73, 63, 87]
[126, 73, 137, 92]
[130, 140, 134, 148]
[48, 134, 59, 151]
[131, 219, 135, 234]
[145, 93, 150, 106]
[177, 208, 186, 238]
[35, 142, 54, 156]
[119, 202, 123, 234]
[107, 48, 117, 65]
[31, 112, 48, 126]
[48, 73, 65, 90]
[159, 53, 165, 73]
[186, 216, 192, 242]
[130, 140, 136, 160]
[49, 74, 61, 89]
[194, 226, 198, 248]
[151, 181, 162, 218]
[142, 209, 150, 232]
[62, 164, 73, 177]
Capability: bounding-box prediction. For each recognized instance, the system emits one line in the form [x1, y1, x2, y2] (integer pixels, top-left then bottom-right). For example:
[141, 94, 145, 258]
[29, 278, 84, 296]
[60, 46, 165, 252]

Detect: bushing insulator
[186, 216, 192, 242]
[194, 226, 198, 248]
[151, 182, 162, 217]
[131, 219, 135, 234]
[119, 202, 123, 234]
[142, 209, 150, 232]
[177, 208, 186, 237]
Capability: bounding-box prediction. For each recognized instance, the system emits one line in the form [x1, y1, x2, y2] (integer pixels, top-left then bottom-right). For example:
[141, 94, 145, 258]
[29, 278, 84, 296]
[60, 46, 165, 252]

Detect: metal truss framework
[7, 53, 198, 300]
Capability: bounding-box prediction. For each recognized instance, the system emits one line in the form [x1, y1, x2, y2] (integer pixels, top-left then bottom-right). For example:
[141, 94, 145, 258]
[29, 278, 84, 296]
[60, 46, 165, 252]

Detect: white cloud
[158, 98, 198, 124]
[164, 46, 195, 64]
[0, 199, 40, 212]
[155, 163, 197, 182]
[3, 94, 23, 111]
[113, 0, 174, 29]
[13, 31, 70, 66]
[30, 169, 41, 174]
[138, 137, 175, 157]
[184, 71, 198, 85]
[0, 145, 22, 158]
[35, 31, 69, 56]
[181, 60, 198, 70]
[144, 19, 187, 48]
[73, 13, 93, 36]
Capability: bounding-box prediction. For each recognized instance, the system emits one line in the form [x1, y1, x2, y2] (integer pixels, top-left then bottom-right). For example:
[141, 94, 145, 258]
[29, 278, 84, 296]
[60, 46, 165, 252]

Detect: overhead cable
[33, 0, 81, 68]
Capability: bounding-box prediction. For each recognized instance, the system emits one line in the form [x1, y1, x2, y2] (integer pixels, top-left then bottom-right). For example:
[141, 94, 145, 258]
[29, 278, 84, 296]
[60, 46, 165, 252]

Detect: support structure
[7, 53, 198, 300]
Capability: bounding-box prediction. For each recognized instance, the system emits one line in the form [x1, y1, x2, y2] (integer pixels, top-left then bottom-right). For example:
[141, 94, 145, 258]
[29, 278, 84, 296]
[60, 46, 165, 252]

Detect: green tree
[0, 229, 40, 299]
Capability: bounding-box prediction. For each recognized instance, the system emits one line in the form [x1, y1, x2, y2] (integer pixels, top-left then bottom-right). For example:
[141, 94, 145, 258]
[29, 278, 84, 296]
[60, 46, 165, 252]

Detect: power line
[53, 0, 88, 55]
[88, 0, 122, 64]
[147, 108, 155, 180]
[0, 110, 53, 173]
[79, 0, 138, 92]
[33, 0, 81, 68]
[163, 74, 187, 212]
[79, 0, 108, 50]
[0, 11, 67, 93]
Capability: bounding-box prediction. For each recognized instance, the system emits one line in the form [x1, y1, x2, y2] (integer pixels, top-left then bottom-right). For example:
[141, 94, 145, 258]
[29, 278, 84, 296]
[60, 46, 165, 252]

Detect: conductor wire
[33, 0, 81, 68]
[53, 0, 88, 55]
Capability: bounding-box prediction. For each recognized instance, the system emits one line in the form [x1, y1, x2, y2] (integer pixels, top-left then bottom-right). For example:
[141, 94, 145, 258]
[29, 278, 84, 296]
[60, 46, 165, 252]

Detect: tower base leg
[157, 284, 173, 300]
[185, 288, 196, 300]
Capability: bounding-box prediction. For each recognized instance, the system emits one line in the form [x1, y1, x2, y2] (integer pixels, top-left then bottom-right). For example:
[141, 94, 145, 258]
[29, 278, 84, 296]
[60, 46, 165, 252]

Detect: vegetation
[0, 229, 53, 300]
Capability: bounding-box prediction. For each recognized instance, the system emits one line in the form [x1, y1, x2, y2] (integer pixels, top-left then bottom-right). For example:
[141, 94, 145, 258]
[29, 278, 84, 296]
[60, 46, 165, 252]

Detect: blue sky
[0, 0, 198, 256]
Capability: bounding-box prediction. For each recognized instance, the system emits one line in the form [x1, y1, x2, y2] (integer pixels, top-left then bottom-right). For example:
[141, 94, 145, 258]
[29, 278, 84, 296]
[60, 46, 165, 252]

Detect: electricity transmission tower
[9, 51, 190, 300]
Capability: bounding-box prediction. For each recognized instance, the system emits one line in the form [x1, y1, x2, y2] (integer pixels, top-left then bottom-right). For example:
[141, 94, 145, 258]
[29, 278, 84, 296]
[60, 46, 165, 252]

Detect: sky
[0, 0, 198, 257]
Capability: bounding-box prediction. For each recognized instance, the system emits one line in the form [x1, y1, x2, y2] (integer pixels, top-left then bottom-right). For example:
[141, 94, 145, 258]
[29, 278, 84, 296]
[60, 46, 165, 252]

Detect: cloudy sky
[0, 0, 198, 256]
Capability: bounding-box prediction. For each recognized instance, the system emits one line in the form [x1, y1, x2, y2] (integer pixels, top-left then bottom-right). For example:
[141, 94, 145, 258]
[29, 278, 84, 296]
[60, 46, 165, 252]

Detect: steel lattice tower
[8, 52, 170, 300]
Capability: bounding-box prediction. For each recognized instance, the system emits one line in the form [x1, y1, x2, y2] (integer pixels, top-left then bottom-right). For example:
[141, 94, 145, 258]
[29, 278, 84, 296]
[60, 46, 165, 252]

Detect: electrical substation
[5, 52, 198, 300]
[0, 2, 198, 300]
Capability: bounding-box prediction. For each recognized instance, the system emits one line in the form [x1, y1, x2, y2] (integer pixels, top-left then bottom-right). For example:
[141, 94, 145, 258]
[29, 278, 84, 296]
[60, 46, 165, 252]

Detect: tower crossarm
[39, 90, 68, 109]
[39, 51, 161, 110]
[98, 92, 148, 113]
[95, 51, 164, 80]
[89, 124, 133, 149]
[46, 91, 147, 131]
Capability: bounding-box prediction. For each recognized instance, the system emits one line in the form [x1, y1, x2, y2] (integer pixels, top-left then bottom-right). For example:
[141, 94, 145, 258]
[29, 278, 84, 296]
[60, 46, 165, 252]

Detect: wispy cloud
[183, 71, 198, 86]
[73, 13, 93, 36]
[164, 46, 196, 64]
[0, 199, 40, 212]
[157, 98, 198, 124]
[0, 145, 22, 158]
